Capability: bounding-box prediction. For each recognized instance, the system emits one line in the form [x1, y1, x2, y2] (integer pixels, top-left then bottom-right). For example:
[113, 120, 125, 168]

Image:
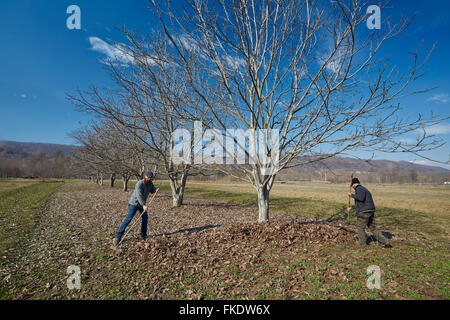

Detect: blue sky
[0, 0, 449, 168]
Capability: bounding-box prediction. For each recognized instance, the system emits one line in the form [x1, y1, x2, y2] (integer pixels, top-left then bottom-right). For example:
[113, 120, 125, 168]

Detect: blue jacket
[129, 179, 157, 208]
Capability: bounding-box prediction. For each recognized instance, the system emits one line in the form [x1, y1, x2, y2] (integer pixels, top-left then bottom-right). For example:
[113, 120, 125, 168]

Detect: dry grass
[183, 181, 450, 216]
[0, 179, 39, 193]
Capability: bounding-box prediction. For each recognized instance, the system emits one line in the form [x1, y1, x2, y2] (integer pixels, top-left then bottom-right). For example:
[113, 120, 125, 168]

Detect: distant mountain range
[0, 140, 448, 173]
[0, 140, 78, 158]
[290, 156, 449, 174]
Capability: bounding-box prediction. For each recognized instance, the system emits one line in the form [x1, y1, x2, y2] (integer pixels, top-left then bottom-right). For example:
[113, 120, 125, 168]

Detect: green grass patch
[0, 179, 40, 193]
[0, 181, 63, 266]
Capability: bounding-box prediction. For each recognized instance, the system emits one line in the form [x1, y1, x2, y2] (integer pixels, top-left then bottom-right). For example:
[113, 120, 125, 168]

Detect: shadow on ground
[150, 224, 221, 238]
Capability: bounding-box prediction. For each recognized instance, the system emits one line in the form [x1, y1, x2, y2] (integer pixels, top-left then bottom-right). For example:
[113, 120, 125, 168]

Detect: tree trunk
[110, 173, 115, 188]
[172, 192, 184, 207]
[169, 168, 189, 207]
[122, 175, 130, 192]
[257, 184, 270, 222]
[169, 179, 184, 207]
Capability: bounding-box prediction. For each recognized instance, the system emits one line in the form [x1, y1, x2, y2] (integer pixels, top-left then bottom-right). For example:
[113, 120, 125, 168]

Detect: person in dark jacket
[347, 178, 391, 247]
[113, 171, 159, 246]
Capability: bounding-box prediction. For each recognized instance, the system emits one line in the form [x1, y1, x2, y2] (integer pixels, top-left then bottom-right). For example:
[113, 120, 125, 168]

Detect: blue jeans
[116, 205, 148, 240]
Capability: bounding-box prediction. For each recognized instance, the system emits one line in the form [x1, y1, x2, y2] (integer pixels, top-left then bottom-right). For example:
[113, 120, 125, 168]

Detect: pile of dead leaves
[221, 222, 352, 244]
[123, 221, 354, 268]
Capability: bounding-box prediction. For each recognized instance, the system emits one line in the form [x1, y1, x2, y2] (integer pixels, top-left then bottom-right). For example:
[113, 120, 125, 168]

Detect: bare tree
[152, 0, 448, 221]
[71, 119, 155, 191]
[68, 32, 217, 206]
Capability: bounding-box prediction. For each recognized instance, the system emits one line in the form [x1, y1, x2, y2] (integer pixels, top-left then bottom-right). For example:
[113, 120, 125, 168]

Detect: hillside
[0, 140, 448, 175]
[292, 156, 449, 174]
[0, 140, 78, 159]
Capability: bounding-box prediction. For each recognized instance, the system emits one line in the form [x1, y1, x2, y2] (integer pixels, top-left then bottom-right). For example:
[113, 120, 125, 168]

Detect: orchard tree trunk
[137, 165, 145, 180]
[122, 175, 130, 192]
[172, 190, 184, 207]
[169, 168, 189, 207]
[110, 173, 115, 188]
[257, 184, 270, 222]
[254, 170, 275, 223]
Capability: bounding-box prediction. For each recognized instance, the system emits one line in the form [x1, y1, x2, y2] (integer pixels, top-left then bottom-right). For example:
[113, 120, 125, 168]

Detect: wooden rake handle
[347, 173, 354, 221]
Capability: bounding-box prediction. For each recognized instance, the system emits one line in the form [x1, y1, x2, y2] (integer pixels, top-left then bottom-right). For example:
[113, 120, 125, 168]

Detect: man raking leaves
[112, 171, 159, 250]
[347, 178, 391, 248]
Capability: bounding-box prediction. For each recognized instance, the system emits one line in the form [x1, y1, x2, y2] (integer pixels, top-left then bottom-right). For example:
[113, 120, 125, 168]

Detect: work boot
[112, 238, 119, 247]
[354, 236, 367, 246]
[356, 242, 368, 247]
[381, 243, 392, 249]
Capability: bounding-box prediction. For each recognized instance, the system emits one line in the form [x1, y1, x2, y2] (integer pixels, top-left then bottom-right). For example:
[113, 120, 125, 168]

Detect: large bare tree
[152, 0, 448, 221]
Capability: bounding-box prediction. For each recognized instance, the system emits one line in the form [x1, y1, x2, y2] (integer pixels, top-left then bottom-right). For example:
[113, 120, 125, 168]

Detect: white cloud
[316, 35, 349, 75]
[417, 123, 450, 135]
[411, 160, 432, 166]
[89, 36, 159, 67]
[319, 47, 347, 74]
[409, 160, 450, 170]
[171, 34, 209, 61]
[427, 93, 449, 104]
[326, 58, 340, 73]
[88, 37, 135, 65]
[224, 55, 246, 70]
[178, 34, 200, 52]
[171, 34, 244, 67]
[20, 94, 27, 99]
[397, 137, 417, 144]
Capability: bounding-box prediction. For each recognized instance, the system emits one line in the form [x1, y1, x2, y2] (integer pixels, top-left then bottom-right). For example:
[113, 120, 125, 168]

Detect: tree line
[0, 150, 70, 179]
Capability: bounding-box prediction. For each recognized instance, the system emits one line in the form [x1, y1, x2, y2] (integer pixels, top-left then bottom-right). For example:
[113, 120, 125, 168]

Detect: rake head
[110, 245, 122, 252]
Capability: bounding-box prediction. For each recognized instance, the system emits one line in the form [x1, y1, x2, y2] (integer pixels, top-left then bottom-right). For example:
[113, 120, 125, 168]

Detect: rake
[111, 187, 159, 252]
[348, 173, 354, 222]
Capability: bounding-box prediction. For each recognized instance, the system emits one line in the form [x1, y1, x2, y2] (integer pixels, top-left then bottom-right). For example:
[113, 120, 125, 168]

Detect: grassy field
[0, 180, 64, 270]
[181, 181, 450, 215]
[117, 178, 450, 212]
[0, 179, 39, 193]
[1, 178, 448, 300]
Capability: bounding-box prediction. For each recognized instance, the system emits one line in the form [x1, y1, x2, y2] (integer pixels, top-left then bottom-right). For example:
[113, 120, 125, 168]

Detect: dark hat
[351, 178, 360, 185]
[145, 171, 154, 179]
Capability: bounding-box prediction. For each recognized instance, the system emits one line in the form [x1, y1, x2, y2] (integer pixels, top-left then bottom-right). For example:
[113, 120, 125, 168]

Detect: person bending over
[347, 178, 391, 248]
[113, 171, 158, 246]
